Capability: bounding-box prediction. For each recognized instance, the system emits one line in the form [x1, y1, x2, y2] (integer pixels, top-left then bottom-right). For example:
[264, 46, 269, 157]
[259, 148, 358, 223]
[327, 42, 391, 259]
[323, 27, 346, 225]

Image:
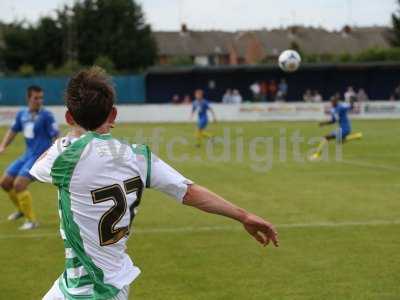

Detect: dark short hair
[27, 85, 43, 98]
[65, 67, 115, 131]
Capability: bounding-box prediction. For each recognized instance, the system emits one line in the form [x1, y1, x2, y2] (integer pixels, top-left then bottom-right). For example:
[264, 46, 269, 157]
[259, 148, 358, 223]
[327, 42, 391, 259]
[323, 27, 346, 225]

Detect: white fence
[1, 102, 400, 126]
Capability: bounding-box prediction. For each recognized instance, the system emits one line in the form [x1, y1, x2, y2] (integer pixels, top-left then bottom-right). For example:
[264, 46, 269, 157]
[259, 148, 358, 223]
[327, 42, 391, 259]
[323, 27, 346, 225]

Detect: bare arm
[183, 184, 278, 247]
[190, 106, 195, 120]
[209, 108, 217, 122]
[0, 130, 17, 154]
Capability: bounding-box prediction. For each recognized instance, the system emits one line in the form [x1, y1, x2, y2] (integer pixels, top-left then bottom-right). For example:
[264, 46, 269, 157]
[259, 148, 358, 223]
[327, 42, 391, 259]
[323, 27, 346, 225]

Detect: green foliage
[94, 56, 116, 73]
[353, 48, 390, 62]
[301, 48, 400, 63]
[337, 53, 353, 63]
[0, 0, 156, 74]
[168, 56, 193, 66]
[1, 23, 34, 71]
[46, 60, 83, 76]
[31, 17, 64, 71]
[66, 0, 157, 72]
[18, 64, 35, 76]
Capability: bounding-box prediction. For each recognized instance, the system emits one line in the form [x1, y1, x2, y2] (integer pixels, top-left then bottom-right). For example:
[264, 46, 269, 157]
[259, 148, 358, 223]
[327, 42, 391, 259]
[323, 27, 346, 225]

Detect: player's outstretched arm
[210, 108, 217, 123]
[183, 184, 278, 247]
[0, 130, 17, 154]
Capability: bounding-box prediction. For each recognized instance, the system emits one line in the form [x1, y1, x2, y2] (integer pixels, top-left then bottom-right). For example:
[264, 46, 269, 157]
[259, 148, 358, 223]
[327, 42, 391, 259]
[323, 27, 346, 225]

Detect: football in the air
[278, 50, 302, 73]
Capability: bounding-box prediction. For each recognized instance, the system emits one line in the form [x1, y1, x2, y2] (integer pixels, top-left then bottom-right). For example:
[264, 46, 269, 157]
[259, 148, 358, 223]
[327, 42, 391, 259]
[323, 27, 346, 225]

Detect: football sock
[196, 130, 203, 145]
[8, 189, 22, 211]
[201, 130, 213, 139]
[16, 190, 36, 222]
[314, 138, 328, 156]
[196, 130, 214, 145]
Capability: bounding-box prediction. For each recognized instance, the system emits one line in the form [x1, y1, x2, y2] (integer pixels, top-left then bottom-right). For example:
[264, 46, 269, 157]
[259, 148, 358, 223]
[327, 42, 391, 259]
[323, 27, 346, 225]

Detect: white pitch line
[341, 159, 400, 172]
[0, 219, 399, 240]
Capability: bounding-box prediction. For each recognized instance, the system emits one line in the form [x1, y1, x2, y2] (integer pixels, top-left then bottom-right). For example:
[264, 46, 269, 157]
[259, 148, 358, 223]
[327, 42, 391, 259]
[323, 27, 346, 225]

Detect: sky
[0, 0, 397, 31]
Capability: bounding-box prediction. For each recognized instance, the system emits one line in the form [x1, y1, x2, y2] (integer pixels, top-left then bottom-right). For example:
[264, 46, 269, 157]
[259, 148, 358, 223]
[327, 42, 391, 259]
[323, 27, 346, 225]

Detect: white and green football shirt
[30, 132, 192, 300]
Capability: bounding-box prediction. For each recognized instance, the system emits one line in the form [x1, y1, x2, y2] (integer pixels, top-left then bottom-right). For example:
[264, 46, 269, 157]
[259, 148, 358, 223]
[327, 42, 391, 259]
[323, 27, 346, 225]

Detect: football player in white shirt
[30, 67, 278, 300]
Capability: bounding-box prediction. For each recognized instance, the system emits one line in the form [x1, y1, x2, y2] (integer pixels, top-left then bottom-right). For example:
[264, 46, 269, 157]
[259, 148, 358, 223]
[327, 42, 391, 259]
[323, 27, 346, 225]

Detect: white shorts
[43, 279, 130, 300]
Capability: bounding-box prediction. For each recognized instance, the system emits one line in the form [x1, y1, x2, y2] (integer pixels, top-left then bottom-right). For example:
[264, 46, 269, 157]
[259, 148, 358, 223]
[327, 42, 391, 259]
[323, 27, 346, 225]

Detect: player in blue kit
[0, 86, 59, 230]
[310, 95, 362, 160]
[190, 89, 217, 146]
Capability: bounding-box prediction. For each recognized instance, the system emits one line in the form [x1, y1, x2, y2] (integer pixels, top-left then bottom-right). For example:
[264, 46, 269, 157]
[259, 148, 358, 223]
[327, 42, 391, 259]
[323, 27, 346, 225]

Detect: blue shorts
[6, 154, 39, 179]
[331, 128, 351, 142]
[198, 118, 208, 130]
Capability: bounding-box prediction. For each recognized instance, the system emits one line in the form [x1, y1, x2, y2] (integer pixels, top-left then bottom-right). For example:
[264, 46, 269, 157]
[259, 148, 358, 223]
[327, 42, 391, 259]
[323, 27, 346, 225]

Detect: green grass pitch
[0, 120, 399, 300]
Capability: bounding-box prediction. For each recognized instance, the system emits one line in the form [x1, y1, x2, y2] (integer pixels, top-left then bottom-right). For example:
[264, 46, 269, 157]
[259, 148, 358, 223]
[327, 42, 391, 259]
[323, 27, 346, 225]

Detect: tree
[31, 17, 64, 71]
[94, 56, 116, 73]
[69, 0, 157, 71]
[390, 0, 400, 47]
[0, 23, 34, 71]
[18, 64, 35, 77]
[1, 17, 64, 72]
[1, 0, 156, 74]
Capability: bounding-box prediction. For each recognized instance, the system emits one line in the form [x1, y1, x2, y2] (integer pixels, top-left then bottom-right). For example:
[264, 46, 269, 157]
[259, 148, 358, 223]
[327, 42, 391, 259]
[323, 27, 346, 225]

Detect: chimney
[342, 25, 352, 37]
[181, 23, 188, 33]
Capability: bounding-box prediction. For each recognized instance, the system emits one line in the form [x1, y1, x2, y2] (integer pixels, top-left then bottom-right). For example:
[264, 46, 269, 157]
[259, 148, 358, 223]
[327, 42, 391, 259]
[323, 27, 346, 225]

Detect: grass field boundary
[1, 219, 399, 240]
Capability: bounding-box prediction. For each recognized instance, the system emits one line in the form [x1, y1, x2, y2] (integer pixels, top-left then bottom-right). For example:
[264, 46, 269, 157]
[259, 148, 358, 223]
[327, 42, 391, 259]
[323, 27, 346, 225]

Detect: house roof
[153, 30, 235, 56]
[251, 26, 391, 56]
[154, 26, 391, 58]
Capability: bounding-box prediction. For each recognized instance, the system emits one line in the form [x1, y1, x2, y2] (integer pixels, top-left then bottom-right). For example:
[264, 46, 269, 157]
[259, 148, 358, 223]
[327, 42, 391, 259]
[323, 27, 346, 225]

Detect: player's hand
[242, 213, 279, 247]
[0, 145, 5, 154]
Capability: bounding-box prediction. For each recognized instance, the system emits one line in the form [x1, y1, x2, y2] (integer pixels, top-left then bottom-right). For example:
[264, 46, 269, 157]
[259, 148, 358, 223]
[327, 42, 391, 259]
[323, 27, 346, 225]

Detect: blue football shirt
[192, 99, 211, 122]
[11, 108, 59, 156]
[330, 103, 352, 132]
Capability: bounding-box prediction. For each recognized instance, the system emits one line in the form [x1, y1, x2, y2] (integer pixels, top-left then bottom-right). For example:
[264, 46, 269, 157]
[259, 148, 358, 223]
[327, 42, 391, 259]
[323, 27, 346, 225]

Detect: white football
[278, 50, 301, 73]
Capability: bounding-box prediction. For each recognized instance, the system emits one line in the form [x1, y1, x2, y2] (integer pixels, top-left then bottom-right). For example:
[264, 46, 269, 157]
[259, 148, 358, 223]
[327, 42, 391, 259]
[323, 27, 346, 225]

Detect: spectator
[276, 91, 285, 102]
[222, 89, 233, 104]
[269, 80, 277, 101]
[182, 94, 192, 104]
[232, 90, 243, 104]
[344, 86, 356, 103]
[312, 90, 323, 103]
[356, 88, 369, 102]
[303, 89, 313, 102]
[171, 94, 181, 104]
[260, 81, 269, 102]
[250, 81, 261, 102]
[390, 83, 400, 101]
[278, 79, 288, 101]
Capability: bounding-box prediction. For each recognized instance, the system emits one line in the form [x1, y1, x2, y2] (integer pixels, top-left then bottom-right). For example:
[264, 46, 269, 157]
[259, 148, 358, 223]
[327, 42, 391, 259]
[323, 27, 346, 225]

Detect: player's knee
[13, 180, 28, 193]
[0, 177, 14, 191]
